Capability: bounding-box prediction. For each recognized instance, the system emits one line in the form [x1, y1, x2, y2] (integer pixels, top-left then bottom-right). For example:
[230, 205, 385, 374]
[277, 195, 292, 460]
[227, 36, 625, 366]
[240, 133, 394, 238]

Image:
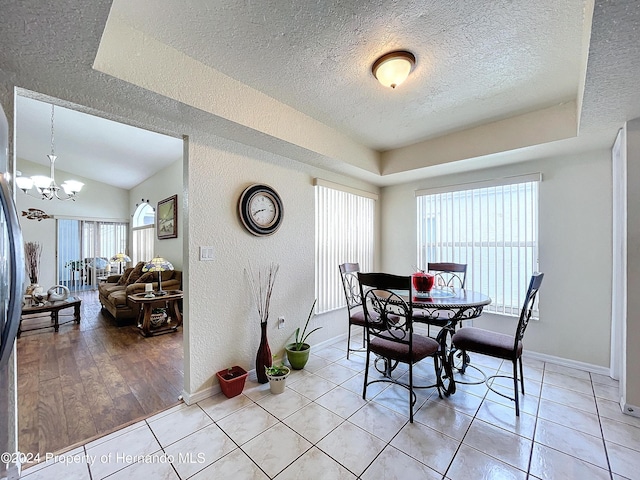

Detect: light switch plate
[199, 246, 214, 261]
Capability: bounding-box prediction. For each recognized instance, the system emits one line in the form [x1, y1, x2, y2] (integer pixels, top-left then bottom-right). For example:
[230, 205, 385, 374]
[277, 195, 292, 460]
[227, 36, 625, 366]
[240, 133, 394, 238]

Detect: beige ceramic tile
[21, 448, 90, 480]
[348, 401, 409, 441]
[600, 417, 640, 450]
[540, 370, 594, 395]
[474, 399, 537, 439]
[606, 441, 640, 479]
[147, 404, 213, 447]
[164, 423, 235, 479]
[534, 418, 608, 469]
[276, 446, 356, 480]
[463, 419, 532, 471]
[215, 403, 278, 445]
[529, 443, 611, 480]
[593, 382, 620, 402]
[537, 398, 602, 437]
[543, 363, 591, 380]
[361, 445, 442, 480]
[103, 459, 179, 480]
[197, 392, 254, 421]
[415, 398, 474, 440]
[390, 422, 460, 474]
[315, 385, 368, 418]
[288, 374, 337, 400]
[539, 384, 597, 415]
[282, 402, 344, 444]
[317, 421, 386, 476]
[590, 372, 619, 388]
[446, 444, 527, 480]
[255, 388, 311, 420]
[189, 448, 268, 480]
[241, 423, 312, 478]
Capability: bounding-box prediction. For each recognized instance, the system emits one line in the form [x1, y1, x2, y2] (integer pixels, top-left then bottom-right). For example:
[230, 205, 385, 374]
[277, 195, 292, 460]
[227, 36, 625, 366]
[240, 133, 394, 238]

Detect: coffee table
[19, 296, 82, 337]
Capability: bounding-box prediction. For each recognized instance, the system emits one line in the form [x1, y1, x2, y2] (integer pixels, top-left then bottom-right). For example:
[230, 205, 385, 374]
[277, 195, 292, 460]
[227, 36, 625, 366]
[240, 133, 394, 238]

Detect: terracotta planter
[216, 366, 248, 398]
[285, 343, 310, 370]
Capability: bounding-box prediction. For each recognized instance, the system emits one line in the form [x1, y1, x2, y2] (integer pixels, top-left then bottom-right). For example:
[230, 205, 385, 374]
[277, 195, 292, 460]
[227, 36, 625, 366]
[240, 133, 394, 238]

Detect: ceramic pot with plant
[216, 366, 249, 398]
[265, 364, 290, 394]
[285, 299, 322, 370]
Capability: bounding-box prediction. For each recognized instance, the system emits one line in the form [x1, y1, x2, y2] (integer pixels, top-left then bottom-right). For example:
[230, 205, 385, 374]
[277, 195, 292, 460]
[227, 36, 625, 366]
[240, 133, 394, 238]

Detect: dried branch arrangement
[246, 262, 279, 325]
[24, 241, 42, 284]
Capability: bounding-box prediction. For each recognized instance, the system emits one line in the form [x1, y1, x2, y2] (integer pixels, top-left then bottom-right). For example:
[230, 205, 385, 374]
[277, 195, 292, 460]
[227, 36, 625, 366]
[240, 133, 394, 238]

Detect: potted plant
[285, 299, 322, 370]
[216, 366, 249, 398]
[265, 363, 290, 394]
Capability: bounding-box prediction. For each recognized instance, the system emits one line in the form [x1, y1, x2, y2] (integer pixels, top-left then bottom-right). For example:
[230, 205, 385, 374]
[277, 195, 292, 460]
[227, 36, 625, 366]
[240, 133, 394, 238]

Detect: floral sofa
[98, 261, 182, 323]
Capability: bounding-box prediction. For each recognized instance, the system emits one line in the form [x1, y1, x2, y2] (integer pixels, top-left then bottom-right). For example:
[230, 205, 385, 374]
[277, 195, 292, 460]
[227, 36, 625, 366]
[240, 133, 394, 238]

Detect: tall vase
[255, 321, 272, 383]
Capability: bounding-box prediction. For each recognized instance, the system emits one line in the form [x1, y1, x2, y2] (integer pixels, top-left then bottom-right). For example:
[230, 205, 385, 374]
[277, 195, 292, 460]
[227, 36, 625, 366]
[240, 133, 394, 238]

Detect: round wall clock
[238, 184, 284, 236]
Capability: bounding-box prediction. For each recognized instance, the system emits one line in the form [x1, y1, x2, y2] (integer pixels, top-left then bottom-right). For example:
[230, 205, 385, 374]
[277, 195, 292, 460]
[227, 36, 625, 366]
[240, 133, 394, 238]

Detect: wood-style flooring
[16, 290, 183, 457]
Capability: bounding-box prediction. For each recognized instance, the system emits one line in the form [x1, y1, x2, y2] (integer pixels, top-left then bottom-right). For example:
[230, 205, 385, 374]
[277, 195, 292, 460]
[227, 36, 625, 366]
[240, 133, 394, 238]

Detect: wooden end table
[128, 290, 183, 337]
[19, 296, 82, 337]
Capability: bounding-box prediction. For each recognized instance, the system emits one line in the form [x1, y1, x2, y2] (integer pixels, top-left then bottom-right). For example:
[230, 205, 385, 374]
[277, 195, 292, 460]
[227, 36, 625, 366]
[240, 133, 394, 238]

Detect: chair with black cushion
[358, 272, 448, 422]
[451, 272, 544, 416]
[412, 262, 468, 337]
[339, 263, 366, 358]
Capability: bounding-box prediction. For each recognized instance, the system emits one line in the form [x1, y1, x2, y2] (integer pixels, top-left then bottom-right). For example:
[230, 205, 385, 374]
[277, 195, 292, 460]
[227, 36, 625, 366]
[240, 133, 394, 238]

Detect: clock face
[238, 184, 284, 236]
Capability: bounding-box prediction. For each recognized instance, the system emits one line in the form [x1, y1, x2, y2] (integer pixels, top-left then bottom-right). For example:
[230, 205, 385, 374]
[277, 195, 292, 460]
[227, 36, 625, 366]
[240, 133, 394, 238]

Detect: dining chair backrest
[339, 263, 362, 310]
[428, 262, 467, 289]
[514, 272, 544, 349]
[358, 272, 413, 342]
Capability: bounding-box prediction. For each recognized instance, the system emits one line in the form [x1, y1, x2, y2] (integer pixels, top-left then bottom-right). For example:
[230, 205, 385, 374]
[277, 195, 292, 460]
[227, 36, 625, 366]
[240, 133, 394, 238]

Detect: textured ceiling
[110, 0, 588, 151]
[8, 1, 640, 188]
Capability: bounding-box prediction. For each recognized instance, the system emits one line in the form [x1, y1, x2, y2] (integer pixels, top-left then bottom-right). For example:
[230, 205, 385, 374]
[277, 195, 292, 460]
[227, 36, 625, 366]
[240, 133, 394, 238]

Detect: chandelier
[16, 104, 84, 201]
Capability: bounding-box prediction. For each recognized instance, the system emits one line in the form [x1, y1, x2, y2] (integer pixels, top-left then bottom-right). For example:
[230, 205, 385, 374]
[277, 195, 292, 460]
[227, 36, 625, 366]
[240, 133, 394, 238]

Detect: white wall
[625, 118, 640, 408]
[16, 158, 129, 288]
[381, 149, 613, 368]
[184, 134, 379, 393]
[129, 158, 183, 270]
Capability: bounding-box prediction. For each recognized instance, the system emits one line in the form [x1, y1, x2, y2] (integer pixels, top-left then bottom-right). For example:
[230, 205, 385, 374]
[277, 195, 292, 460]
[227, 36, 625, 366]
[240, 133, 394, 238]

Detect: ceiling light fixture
[16, 104, 84, 201]
[372, 50, 416, 89]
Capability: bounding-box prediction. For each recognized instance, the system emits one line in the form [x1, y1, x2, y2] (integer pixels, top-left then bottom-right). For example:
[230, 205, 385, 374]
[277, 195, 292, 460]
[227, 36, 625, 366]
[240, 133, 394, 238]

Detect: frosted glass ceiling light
[17, 104, 84, 201]
[372, 51, 416, 89]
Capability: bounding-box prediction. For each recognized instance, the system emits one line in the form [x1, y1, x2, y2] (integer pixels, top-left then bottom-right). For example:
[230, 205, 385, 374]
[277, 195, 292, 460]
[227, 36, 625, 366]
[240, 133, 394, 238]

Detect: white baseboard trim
[523, 350, 610, 376]
[181, 385, 219, 405]
[311, 333, 348, 352]
[621, 401, 640, 418]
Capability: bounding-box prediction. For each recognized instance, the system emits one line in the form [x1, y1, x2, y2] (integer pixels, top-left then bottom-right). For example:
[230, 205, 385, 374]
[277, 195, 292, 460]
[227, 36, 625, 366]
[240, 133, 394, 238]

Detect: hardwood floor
[16, 290, 183, 457]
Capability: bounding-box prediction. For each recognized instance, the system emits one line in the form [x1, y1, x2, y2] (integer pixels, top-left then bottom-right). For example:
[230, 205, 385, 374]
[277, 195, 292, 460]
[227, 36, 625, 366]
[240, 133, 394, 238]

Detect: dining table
[387, 287, 492, 395]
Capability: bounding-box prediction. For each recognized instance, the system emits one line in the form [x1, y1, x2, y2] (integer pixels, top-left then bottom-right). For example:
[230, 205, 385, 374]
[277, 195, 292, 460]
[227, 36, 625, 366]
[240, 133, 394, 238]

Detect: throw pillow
[135, 272, 156, 284]
[126, 262, 146, 284]
[116, 267, 134, 286]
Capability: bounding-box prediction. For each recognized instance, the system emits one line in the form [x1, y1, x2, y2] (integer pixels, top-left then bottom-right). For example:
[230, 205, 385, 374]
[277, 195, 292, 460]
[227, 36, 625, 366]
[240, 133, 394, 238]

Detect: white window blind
[416, 174, 540, 316]
[315, 180, 376, 314]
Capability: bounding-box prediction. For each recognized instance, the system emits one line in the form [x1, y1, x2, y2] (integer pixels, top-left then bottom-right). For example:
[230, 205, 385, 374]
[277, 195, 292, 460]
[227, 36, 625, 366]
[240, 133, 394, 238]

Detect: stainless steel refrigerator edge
[0, 101, 26, 479]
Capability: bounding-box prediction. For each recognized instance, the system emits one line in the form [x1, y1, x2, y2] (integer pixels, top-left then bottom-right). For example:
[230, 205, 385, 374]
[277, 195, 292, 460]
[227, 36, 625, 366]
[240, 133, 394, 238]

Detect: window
[315, 179, 376, 314]
[57, 219, 128, 290]
[132, 203, 155, 264]
[416, 174, 540, 316]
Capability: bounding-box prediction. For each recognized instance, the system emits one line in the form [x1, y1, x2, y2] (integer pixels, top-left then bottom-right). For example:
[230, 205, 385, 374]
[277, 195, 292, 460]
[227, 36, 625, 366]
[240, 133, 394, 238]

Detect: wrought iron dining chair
[451, 272, 544, 416]
[339, 263, 366, 358]
[358, 272, 448, 422]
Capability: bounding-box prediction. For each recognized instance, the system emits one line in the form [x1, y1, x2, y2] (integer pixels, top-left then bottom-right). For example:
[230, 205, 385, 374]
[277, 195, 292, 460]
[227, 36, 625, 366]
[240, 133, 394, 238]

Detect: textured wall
[381, 149, 613, 368]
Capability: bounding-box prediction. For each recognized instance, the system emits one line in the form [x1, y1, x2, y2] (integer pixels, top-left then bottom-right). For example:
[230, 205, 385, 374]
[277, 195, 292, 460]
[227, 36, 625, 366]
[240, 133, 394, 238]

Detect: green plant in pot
[285, 299, 322, 370]
[265, 362, 290, 394]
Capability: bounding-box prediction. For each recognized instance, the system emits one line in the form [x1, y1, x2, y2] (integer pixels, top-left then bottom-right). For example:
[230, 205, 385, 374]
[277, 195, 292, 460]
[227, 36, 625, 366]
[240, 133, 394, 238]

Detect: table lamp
[142, 256, 174, 296]
[110, 253, 131, 274]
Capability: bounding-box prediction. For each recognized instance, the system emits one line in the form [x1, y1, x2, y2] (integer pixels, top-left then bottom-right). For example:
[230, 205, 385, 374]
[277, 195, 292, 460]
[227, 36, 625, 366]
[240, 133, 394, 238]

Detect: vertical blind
[132, 226, 154, 265]
[315, 180, 376, 314]
[416, 175, 540, 316]
[57, 219, 128, 290]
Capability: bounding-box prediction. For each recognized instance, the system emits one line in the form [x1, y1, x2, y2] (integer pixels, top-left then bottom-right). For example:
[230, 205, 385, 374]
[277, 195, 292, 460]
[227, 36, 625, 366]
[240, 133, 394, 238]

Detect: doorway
[14, 90, 186, 458]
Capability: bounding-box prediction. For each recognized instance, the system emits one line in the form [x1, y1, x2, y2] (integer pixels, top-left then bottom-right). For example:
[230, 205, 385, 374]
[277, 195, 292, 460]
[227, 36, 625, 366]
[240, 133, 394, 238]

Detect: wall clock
[238, 184, 284, 236]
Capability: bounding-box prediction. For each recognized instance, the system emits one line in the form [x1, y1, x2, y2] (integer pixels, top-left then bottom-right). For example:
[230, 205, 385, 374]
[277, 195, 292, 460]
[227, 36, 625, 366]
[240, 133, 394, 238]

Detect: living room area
[14, 93, 185, 456]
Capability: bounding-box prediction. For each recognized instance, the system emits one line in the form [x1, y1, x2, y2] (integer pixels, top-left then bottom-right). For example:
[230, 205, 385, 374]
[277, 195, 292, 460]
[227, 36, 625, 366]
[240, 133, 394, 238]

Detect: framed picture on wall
[157, 195, 178, 239]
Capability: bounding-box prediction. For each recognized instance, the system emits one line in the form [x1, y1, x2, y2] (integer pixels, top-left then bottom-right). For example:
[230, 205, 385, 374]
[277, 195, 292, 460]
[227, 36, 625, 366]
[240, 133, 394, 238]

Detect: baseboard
[621, 401, 640, 418]
[181, 385, 219, 405]
[523, 350, 610, 376]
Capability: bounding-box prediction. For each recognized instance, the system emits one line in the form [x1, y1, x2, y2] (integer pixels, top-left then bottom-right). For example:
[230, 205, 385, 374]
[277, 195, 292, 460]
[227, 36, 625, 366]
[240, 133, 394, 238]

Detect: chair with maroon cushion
[358, 272, 448, 422]
[339, 263, 367, 358]
[451, 272, 544, 416]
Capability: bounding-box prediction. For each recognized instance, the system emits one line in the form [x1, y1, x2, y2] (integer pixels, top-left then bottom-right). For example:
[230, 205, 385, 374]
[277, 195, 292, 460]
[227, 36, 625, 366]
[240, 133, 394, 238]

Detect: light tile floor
[22, 334, 640, 479]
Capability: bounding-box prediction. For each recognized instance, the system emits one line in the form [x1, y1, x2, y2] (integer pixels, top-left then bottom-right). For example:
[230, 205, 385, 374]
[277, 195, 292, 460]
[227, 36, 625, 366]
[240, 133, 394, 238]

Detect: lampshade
[142, 257, 174, 295]
[372, 51, 416, 89]
[142, 257, 174, 273]
[110, 253, 131, 263]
